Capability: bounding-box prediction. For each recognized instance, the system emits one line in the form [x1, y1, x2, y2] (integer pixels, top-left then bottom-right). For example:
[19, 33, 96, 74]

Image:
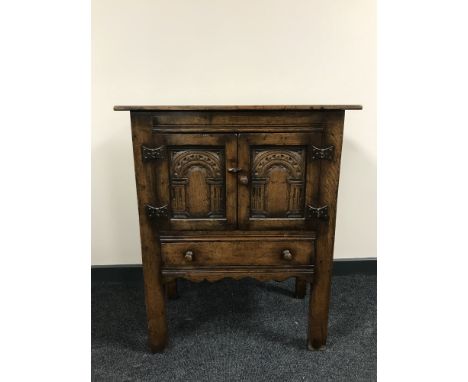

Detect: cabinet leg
[294, 278, 306, 298]
[143, 267, 168, 353]
[307, 277, 331, 350]
[166, 279, 178, 299]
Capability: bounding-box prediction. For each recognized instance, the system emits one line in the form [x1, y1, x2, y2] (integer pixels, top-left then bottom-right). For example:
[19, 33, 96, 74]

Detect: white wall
[92, 0, 376, 265]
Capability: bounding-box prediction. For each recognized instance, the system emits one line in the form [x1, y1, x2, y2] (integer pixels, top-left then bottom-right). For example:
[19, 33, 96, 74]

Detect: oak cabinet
[115, 105, 361, 352]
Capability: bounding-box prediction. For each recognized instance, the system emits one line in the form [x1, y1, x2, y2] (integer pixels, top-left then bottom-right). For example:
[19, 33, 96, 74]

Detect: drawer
[160, 233, 315, 266]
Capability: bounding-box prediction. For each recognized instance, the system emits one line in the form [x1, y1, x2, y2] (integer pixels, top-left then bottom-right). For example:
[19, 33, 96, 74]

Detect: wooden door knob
[239, 175, 249, 185]
[282, 249, 293, 261]
[184, 250, 194, 262]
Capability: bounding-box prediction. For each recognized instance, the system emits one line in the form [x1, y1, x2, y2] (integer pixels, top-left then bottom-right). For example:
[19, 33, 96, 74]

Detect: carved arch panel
[169, 148, 225, 218]
[251, 147, 306, 218]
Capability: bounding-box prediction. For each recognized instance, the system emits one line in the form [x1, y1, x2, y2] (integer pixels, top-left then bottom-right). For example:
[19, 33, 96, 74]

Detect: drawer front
[161, 239, 314, 266]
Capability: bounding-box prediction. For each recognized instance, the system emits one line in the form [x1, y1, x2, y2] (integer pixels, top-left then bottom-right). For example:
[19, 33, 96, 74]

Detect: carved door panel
[151, 133, 237, 230]
[237, 133, 322, 230]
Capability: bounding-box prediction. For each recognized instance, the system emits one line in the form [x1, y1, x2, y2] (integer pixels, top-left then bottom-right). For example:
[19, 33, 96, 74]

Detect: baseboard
[92, 258, 376, 283]
[332, 258, 377, 275]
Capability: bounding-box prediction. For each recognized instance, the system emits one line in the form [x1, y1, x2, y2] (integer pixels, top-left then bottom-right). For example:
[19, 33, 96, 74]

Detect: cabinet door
[151, 133, 237, 230]
[237, 133, 322, 230]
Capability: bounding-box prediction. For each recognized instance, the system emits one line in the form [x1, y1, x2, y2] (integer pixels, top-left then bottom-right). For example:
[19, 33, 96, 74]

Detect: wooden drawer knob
[282, 249, 293, 261]
[184, 250, 194, 262]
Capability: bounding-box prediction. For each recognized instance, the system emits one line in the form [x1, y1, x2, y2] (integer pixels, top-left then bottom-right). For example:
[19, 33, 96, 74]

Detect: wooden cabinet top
[114, 105, 362, 111]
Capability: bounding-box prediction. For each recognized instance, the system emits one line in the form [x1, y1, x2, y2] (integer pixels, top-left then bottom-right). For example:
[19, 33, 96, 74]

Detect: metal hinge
[311, 145, 334, 160]
[141, 145, 166, 162]
[145, 204, 169, 220]
[306, 205, 329, 220]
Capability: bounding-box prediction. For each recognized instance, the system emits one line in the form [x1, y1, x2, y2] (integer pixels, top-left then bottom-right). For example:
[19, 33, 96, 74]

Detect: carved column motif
[288, 180, 304, 217]
[251, 178, 267, 216]
[170, 179, 188, 218]
[207, 179, 224, 218]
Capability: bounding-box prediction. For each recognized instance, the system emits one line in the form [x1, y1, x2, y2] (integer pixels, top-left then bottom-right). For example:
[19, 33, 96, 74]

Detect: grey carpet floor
[92, 274, 376, 381]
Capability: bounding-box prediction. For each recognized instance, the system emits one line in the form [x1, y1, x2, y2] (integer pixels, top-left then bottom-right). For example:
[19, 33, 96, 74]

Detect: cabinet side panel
[308, 110, 345, 349]
[129, 111, 167, 351]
